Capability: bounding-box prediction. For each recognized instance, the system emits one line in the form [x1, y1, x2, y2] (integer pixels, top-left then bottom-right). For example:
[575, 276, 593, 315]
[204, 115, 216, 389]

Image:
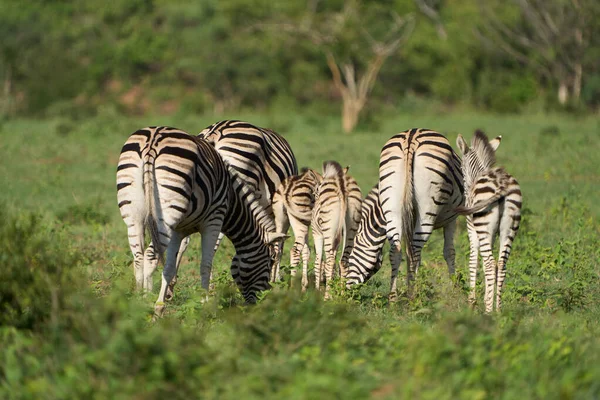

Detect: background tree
[476, 0, 600, 105]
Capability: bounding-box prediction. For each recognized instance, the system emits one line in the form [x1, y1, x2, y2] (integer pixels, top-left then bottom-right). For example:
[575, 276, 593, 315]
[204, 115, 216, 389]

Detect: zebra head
[456, 130, 502, 191]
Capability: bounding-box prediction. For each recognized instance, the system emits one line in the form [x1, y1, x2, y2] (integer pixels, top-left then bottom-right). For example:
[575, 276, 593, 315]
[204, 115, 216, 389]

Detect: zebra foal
[456, 130, 522, 313]
[271, 167, 322, 288]
[311, 161, 362, 297]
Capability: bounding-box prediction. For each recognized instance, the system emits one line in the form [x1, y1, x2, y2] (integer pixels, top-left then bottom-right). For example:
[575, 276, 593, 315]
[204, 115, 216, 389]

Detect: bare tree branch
[414, 0, 447, 40]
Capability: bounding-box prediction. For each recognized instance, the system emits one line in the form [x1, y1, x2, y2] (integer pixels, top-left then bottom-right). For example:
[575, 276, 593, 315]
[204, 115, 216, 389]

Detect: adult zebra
[198, 120, 298, 279]
[346, 128, 464, 299]
[167, 120, 298, 293]
[116, 126, 286, 315]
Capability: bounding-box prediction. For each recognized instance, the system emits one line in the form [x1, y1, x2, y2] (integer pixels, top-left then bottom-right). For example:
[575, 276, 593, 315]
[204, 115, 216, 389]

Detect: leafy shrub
[0, 210, 84, 330]
[57, 203, 110, 225]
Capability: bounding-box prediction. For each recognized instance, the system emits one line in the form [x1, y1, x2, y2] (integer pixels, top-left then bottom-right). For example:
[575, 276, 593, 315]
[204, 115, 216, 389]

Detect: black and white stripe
[198, 120, 298, 212]
[311, 161, 348, 297]
[166, 120, 299, 296]
[377, 128, 464, 299]
[117, 127, 285, 315]
[456, 130, 522, 313]
[345, 185, 387, 285]
[271, 167, 322, 288]
[339, 171, 363, 278]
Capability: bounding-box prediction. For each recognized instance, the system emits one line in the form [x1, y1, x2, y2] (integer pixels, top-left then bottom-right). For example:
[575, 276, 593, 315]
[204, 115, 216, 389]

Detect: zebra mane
[322, 160, 344, 179]
[471, 130, 497, 170]
[224, 162, 277, 234]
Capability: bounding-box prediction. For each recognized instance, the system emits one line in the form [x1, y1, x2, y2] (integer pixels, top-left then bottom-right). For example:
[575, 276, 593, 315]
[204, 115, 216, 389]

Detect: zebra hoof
[388, 292, 398, 303]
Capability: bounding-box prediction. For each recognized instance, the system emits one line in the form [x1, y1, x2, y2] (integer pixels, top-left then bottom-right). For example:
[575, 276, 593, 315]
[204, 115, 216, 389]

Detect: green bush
[0, 210, 84, 330]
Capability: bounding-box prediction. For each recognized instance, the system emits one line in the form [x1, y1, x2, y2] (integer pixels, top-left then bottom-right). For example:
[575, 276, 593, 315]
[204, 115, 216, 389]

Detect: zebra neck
[222, 185, 273, 250]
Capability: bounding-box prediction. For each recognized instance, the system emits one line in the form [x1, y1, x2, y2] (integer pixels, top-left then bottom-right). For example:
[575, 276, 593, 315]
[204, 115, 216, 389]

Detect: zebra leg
[199, 222, 224, 298]
[340, 212, 360, 279]
[406, 244, 424, 300]
[323, 245, 337, 300]
[389, 242, 402, 301]
[271, 194, 290, 283]
[126, 224, 145, 291]
[165, 236, 191, 301]
[443, 219, 457, 277]
[481, 251, 497, 314]
[288, 215, 309, 289]
[313, 233, 324, 290]
[496, 204, 521, 312]
[154, 232, 184, 317]
[300, 236, 311, 292]
[466, 217, 480, 307]
[142, 243, 158, 292]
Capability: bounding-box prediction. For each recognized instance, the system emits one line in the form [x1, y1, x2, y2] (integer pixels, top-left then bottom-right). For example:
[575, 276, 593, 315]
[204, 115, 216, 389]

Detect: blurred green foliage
[1, 0, 599, 118]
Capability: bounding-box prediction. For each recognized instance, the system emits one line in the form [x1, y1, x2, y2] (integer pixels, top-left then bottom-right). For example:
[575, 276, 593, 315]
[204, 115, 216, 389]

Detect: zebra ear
[489, 135, 502, 152]
[266, 232, 289, 244]
[456, 134, 469, 155]
[343, 166, 350, 174]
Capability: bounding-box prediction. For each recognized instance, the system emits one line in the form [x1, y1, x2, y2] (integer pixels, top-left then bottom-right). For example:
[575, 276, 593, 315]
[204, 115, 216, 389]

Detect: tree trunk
[558, 81, 569, 105]
[573, 63, 582, 100]
[342, 96, 363, 133]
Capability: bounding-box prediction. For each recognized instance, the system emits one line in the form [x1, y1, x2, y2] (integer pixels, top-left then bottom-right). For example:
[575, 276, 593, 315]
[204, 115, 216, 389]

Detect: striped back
[198, 120, 298, 211]
[345, 185, 387, 285]
[117, 126, 229, 251]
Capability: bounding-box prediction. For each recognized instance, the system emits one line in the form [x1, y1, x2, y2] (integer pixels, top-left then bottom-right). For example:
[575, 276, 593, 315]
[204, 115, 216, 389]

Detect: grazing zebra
[339, 171, 363, 278]
[378, 128, 464, 299]
[271, 167, 322, 287]
[116, 127, 286, 315]
[165, 120, 298, 297]
[312, 161, 348, 297]
[456, 131, 522, 313]
[345, 185, 387, 286]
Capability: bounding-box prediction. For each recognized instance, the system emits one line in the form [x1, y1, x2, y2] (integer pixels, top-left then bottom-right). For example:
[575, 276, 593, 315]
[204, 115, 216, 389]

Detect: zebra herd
[116, 120, 522, 315]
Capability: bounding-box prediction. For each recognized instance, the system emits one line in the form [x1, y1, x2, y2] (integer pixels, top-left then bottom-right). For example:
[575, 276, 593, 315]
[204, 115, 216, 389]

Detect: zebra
[311, 161, 349, 298]
[271, 167, 322, 288]
[344, 185, 387, 286]
[198, 120, 298, 212]
[339, 170, 363, 279]
[378, 128, 464, 299]
[456, 130, 522, 313]
[116, 126, 286, 315]
[165, 120, 298, 297]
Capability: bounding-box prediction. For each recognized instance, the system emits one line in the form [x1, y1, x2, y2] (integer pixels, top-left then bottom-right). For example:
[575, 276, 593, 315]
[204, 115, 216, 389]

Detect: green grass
[1, 110, 599, 398]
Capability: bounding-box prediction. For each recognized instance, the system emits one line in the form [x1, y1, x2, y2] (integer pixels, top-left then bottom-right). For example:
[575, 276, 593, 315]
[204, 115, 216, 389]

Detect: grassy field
[1, 110, 599, 398]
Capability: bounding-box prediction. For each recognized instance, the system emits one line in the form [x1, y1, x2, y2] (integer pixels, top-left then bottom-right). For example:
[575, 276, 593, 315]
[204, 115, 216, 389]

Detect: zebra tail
[455, 194, 503, 215]
[401, 142, 416, 263]
[143, 150, 165, 265]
